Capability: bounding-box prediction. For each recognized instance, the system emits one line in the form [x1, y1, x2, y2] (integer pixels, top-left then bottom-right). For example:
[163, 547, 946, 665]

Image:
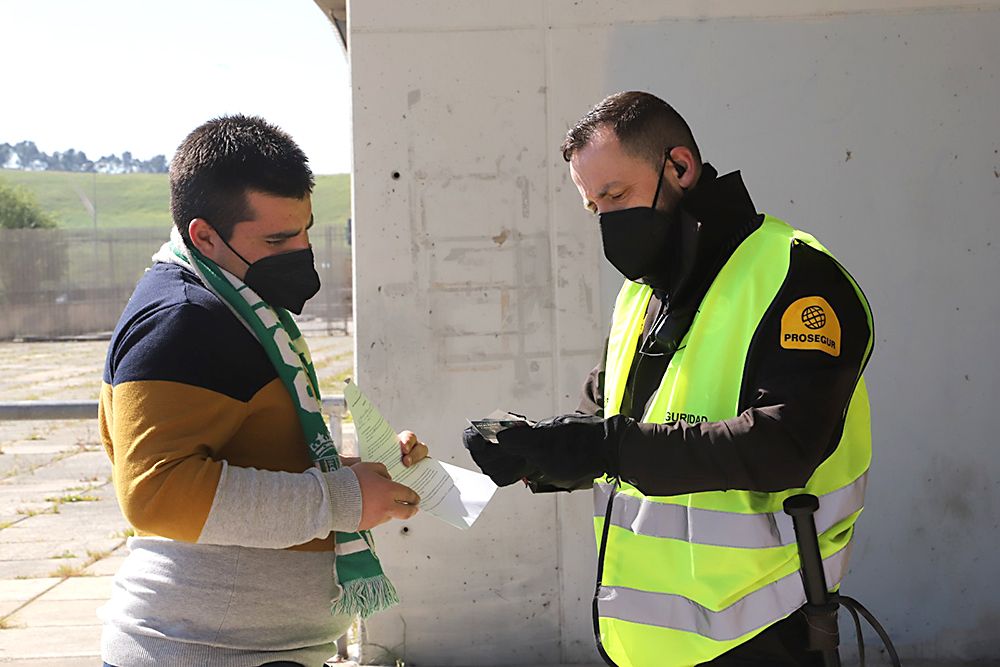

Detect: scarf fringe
[332, 574, 400, 619]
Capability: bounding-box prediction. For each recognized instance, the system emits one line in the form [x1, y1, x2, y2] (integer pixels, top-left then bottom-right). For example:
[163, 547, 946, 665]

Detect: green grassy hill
[0, 169, 351, 230]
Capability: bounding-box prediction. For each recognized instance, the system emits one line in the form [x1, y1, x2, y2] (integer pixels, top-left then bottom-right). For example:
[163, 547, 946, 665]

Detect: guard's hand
[398, 430, 429, 467]
[495, 413, 631, 485]
[350, 462, 420, 530]
[463, 425, 537, 487]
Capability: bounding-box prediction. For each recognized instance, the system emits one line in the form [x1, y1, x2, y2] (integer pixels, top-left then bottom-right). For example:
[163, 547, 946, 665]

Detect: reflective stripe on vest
[598, 544, 852, 642]
[594, 215, 873, 667]
[594, 473, 867, 549]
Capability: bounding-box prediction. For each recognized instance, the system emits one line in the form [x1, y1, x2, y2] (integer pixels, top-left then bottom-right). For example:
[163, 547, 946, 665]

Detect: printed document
[343, 380, 497, 529]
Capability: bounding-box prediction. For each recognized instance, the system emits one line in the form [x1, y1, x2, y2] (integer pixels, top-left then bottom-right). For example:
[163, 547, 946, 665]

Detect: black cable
[841, 596, 865, 667]
[839, 595, 901, 667]
[591, 477, 621, 666]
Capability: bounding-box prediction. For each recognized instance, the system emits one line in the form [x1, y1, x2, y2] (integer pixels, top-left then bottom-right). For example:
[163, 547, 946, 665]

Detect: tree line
[0, 140, 168, 174]
[0, 178, 62, 305]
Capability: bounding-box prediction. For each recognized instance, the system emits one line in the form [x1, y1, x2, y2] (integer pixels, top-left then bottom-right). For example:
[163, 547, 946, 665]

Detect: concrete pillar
[347, 1, 1000, 663]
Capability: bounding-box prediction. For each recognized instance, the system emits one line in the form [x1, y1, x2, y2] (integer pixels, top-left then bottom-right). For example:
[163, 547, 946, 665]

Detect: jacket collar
[643, 162, 762, 304]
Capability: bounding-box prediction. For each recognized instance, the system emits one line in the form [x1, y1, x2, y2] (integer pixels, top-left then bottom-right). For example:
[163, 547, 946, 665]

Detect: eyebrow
[264, 214, 314, 241]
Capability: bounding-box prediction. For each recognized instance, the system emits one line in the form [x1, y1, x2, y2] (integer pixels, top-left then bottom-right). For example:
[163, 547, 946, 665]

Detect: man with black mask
[99, 115, 429, 665]
[465, 91, 875, 666]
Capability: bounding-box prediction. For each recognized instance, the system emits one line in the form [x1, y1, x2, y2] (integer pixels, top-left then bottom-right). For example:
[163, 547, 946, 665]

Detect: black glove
[463, 425, 538, 487]
[495, 413, 631, 486]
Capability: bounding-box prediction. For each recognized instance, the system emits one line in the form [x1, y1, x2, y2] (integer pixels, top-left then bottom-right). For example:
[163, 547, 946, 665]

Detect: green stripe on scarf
[155, 229, 398, 619]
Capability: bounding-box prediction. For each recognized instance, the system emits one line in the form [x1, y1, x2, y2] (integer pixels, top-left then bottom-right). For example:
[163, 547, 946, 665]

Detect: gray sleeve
[197, 464, 362, 548]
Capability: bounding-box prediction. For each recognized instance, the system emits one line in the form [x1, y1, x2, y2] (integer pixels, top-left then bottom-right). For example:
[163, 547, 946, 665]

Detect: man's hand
[350, 462, 420, 530]
[495, 413, 631, 485]
[340, 430, 429, 469]
[397, 430, 429, 467]
[463, 426, 538, 486]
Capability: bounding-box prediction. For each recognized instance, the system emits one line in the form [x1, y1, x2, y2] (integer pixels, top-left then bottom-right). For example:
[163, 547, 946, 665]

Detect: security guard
[465, 91, 874, 667]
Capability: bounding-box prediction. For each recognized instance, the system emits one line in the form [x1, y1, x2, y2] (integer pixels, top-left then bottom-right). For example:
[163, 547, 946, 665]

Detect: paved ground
[0, 419, 126, 663]
[0, 334, 355, 665]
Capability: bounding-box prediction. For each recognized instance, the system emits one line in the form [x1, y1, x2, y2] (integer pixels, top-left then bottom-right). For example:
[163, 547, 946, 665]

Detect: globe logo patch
[802, 305, 826, 330]
[781, 296, 840, 357]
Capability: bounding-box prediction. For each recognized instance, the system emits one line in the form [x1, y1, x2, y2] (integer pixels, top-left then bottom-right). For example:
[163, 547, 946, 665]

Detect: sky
[1, 0, 353, 174]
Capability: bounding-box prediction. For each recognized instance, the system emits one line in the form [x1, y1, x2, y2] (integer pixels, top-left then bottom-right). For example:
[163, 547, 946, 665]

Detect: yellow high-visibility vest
[594, 216, 873, 667]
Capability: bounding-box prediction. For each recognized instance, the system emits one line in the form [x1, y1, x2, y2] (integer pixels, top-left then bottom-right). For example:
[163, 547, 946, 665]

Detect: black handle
[784, 493, 841, 666]
[784, 494, 829, 605]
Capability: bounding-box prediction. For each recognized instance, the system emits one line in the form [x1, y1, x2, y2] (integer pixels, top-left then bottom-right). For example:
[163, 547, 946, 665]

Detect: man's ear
[667, 146, 699, 191]
[188, 218, 221, 260]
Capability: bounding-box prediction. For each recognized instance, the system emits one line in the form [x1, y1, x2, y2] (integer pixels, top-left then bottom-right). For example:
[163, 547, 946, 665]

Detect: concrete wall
[347, 2, 1000, 663]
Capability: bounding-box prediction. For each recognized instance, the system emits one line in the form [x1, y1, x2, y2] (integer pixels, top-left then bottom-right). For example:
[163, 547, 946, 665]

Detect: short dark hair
[561, 91, 701, 168]
[170, 114, 314, 243]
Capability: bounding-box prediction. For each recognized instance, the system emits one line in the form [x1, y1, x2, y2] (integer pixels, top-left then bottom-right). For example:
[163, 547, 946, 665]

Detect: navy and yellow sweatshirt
[98, 261, 359, 664]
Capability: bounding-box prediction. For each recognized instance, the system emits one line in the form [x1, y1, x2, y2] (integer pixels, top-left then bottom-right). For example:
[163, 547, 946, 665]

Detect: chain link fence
[0, 226, 352, 340]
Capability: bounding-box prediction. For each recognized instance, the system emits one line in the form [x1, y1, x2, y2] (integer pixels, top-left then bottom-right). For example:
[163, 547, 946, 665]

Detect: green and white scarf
[153, 228, 398, 619]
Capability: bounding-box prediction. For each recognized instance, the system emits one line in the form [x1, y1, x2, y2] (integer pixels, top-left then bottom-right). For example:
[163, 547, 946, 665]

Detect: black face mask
[598, 153, 677, 283]
[212, 229, 321, 315]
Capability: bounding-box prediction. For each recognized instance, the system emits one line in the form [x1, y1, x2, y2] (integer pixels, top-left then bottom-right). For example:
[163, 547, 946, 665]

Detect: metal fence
[0, 397, 350, 453]
[0, 226, 352, 340]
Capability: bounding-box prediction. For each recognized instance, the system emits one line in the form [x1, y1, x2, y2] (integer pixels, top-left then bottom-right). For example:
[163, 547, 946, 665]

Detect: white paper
[344, 380, 497, 529]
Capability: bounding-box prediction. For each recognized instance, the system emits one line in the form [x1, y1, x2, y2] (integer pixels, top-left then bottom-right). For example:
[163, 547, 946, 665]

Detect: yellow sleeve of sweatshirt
[100, 380, 241, 542]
